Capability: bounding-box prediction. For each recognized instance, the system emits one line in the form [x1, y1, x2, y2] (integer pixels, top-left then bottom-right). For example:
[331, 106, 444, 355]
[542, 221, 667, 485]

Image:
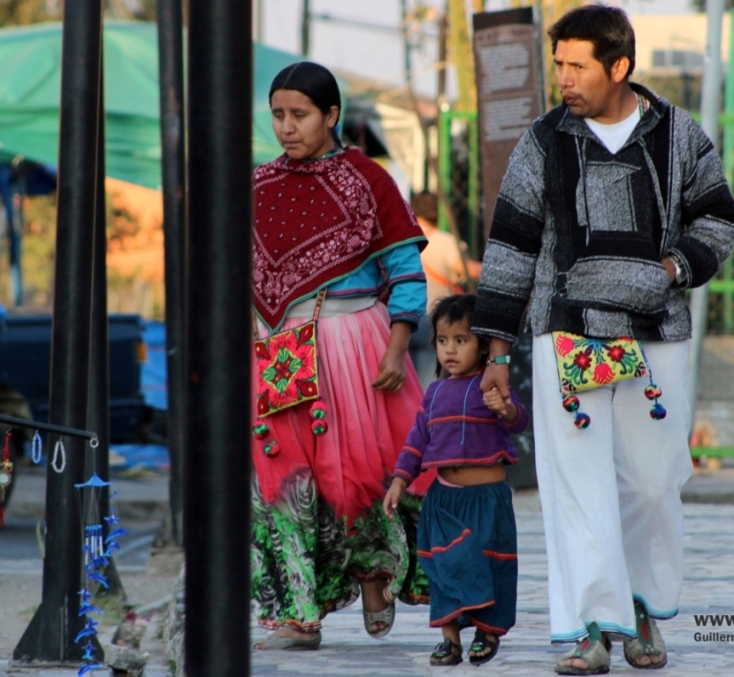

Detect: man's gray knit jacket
[473, 83, 734, 343]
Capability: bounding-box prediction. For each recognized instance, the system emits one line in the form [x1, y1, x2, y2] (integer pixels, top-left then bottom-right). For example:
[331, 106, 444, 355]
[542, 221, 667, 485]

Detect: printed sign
[473, 8, 545, 237]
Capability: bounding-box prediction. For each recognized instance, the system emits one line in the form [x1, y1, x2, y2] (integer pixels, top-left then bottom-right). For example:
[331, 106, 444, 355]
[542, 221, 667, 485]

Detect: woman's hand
[371, 321, 412, 392]
[383, 477, 407, 520]
[372, 346, 406, 391]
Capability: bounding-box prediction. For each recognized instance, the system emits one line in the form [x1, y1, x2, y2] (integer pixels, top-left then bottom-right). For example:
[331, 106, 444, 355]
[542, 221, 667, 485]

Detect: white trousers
[532, 334, 693, 643]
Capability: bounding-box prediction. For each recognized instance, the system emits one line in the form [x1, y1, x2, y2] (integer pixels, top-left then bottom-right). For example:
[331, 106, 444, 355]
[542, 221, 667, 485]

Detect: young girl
[383, 294, 528, 666]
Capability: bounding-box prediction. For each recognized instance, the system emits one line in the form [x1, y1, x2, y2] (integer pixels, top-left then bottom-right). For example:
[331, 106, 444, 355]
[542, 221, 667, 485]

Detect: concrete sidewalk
[251, 497, 734, 677]
[681, 467, 734, 504]
[3, 466, 734, 676]
[5, 465, 169, 522]
[8, 462, 734, 517]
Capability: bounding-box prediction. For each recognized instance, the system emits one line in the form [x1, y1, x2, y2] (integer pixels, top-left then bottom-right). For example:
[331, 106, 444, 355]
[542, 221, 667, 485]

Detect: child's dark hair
[430, 294, 489, 377]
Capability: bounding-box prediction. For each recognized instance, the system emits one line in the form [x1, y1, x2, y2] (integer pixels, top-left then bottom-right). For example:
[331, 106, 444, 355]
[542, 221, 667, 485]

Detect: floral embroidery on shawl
[253, 148, 423, 332]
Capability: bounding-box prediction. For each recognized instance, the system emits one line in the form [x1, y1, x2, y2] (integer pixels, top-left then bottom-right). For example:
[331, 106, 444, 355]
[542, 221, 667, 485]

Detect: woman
[251, 62, 432, 650]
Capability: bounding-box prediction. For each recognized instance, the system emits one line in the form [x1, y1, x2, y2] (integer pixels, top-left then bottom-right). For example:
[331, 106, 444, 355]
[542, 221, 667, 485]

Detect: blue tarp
[109, 442, 169, 470]
[141, 320, 167, 410]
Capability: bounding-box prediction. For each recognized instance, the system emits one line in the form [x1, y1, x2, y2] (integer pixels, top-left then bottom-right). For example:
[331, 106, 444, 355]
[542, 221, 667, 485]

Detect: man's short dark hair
[548, 5, 635, 79]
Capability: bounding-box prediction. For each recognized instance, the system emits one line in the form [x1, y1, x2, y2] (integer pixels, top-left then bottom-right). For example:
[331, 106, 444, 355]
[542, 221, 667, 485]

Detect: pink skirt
[252, 302, 433, 524]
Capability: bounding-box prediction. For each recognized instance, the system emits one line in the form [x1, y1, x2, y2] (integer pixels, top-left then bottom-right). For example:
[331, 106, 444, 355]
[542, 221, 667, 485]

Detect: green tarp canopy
[0, 20, 304, 189]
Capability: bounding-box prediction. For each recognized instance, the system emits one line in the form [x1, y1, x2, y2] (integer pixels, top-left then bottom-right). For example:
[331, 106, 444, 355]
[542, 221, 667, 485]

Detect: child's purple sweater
[393, 371, 528, 485]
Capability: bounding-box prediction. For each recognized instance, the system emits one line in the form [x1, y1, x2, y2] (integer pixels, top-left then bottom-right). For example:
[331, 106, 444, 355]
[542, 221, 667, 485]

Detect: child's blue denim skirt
[417, 478, 517, 635]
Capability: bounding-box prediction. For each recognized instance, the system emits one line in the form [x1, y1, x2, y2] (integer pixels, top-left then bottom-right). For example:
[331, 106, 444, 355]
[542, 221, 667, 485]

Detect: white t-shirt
[585, 105, 641, 154]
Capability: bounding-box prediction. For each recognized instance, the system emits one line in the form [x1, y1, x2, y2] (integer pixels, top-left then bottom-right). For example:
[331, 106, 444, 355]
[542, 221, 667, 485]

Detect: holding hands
[483, 386, 518, 423]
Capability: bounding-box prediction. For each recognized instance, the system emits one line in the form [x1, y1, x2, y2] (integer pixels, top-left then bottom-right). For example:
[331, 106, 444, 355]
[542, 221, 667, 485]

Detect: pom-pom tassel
[563, 395, 580, 412]
[309, 399, 328, 438]
[650, 402, 667, 420]
[263, 440, 281, 457]
[574, 412, 591, 429]
[252, 420, 270, 440]
[639, 343, 666, 423]
[562, 393, 591, 428]
[310, 400, 328, 420]
[644, 382, 667, 419]
[644, 385, 662, 400]
[311, 420, 328, 436]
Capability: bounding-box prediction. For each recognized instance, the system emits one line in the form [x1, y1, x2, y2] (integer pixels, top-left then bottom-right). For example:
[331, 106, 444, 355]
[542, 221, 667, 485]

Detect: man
[473, 6, 734, 675]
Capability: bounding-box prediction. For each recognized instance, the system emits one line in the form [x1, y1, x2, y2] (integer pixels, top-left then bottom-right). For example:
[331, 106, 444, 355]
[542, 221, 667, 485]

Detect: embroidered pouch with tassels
[255, 320, 320, 417]
[552, 331, 666, 428]
[252, 290, 328, 457]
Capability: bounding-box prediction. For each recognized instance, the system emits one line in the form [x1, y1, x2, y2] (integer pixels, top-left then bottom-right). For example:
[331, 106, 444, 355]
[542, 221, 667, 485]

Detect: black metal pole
[14, 1, 103, 665]
[399, 0, 411, 84]
[88, 48, 124, 598]
[156, 0, 187, 548]
[438, 11, 447, 103]
[185, 1, 251, 675]
[301, 0, 311, 56]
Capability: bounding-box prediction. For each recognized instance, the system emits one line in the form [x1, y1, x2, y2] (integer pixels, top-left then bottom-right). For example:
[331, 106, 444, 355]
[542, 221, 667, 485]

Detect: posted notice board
[473, 7, 545, 238]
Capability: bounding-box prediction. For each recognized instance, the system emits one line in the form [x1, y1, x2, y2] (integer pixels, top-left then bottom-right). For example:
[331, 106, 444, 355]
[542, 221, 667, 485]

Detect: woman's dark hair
[269, 61, 342, 146]
[548, 5, 635, 79]
[430, 294, 489, 377]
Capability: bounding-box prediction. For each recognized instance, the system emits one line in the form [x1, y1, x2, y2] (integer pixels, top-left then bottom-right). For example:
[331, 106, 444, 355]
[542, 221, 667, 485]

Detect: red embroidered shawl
[253, 148, 425, 331]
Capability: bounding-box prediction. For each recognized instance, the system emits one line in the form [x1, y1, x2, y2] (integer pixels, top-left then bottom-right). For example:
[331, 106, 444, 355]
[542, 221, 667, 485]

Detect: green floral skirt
[251, 468, 429, 631]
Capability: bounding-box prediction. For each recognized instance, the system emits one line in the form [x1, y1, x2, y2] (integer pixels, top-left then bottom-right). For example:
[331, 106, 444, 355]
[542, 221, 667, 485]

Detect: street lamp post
[185, 0, 252, 674]
[14, 1, 103, 663]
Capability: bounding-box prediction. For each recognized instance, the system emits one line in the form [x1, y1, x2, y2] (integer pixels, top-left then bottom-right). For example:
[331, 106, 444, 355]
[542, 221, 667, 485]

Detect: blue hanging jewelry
[74, 436, 128, 677]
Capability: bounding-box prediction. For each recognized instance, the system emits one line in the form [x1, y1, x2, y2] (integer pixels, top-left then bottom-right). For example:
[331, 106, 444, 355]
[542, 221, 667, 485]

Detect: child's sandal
[469, 630, 500, 665]
[429, 638, 463, 666]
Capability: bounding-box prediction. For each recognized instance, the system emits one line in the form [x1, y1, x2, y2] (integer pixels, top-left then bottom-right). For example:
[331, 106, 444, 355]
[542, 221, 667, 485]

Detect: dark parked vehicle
[0, 313, 149, 508]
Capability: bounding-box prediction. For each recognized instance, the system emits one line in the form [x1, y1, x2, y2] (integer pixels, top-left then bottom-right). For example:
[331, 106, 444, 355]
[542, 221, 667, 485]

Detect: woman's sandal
[623, 601, 668, 669]
[429, 637, 463, 666]
[555, 624, 612, 676]
[363, 586, 396, 639]
[468, 630, 500, 666]
[253, 630, 322, 651]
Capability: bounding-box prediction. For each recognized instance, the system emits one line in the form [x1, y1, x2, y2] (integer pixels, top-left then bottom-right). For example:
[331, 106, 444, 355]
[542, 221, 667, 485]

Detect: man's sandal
[623, 601, 668, 669]
[429, 637, 463, 666]
[468, 631, 500, 666]
[555, 623, 611, 675]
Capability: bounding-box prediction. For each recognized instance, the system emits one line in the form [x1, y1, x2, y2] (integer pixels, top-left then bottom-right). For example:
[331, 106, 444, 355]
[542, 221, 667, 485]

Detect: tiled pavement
[252, 494, 734, 676]
[3, 480, 734, 675]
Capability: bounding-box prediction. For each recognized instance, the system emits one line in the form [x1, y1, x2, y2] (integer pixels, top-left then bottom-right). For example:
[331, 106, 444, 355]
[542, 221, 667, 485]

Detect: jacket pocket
[556, 255, 671, 319]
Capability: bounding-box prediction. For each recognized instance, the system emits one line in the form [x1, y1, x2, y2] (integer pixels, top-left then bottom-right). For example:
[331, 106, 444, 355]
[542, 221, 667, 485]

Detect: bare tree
[0, 0, 156, 26]
[691, 0, 731, 10]
[0, 0, 57, 26]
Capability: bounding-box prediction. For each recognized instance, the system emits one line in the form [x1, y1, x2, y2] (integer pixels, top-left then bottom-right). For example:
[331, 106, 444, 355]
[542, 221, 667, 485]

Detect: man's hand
[383, 477, 407, 519]
[661, 257, 676, 281]
[480, 338, 512, 406]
